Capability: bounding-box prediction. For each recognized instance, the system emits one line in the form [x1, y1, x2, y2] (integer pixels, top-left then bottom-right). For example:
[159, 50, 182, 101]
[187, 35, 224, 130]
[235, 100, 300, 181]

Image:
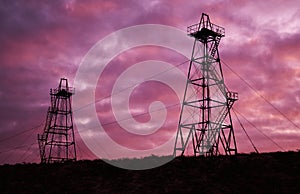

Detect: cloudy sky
[1, 0, 300, 164]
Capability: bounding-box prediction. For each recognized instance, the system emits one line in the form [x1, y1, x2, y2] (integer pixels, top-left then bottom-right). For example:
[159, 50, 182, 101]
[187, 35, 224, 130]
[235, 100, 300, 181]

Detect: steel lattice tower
[174, 13, 238, 157]
[38, 78, 76, 163]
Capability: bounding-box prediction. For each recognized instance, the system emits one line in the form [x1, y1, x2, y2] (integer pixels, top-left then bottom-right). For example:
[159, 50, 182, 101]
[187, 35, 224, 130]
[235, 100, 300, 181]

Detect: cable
[0, 124, 40, 164]
[0, 143, 36, 155]
[0, 143, 35, 164]
[16, 126, 40, 163]
[0, 122, 43, 144]
[17, 142, 38, 164]
[102, 102, 180, 127]
[233, 108, 285, 151]
[24, 146, 40, 164]
[69, 60, 189, 159]
[73, 60, 189, 112]
[71, 102, 181, 160]
[76, 143, 97, 160]
[74, 101, 181, 132]
[0, 60, 190, 164]
[222, 59, 300, 131]
[232, 108, 259, 153]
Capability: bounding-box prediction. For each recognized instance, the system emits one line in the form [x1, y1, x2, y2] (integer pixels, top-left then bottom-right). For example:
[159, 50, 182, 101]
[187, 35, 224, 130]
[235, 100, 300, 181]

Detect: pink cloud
[1, 0, 300, 164]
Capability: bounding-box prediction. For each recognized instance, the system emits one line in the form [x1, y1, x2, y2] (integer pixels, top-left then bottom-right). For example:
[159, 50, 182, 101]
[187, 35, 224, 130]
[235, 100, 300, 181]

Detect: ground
[0, 152, 299, 193]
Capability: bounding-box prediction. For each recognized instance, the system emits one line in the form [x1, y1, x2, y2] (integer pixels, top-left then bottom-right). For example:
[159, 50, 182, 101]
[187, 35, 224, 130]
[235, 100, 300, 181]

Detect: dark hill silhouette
[0, 152, 300, 193]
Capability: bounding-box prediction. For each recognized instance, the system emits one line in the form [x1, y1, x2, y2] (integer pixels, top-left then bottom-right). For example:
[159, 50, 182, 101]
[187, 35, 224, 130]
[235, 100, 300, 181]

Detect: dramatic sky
[1, 0, 300, 164]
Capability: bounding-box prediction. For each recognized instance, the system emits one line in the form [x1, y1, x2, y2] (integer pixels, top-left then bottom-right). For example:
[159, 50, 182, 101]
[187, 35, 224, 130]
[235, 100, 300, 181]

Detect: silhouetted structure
[38, 78, 76, 163]
[174, 13, 238, 156]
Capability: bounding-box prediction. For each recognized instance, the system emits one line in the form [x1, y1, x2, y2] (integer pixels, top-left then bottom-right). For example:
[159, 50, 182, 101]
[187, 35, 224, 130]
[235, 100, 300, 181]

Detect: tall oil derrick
[38, 78, 76, 163]
[174, 13, 238, 157]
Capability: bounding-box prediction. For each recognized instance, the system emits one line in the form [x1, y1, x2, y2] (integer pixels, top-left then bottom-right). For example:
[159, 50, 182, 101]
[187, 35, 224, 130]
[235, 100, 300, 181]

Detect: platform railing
[187, 22, 225, 37]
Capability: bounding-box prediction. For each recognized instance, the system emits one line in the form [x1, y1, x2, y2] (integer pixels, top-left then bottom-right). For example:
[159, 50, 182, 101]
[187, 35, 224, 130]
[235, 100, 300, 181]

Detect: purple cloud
[1, 0, 300, 164]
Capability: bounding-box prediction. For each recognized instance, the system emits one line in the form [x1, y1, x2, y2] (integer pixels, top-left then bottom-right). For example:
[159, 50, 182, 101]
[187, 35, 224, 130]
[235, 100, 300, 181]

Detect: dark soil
[0, 152, 299, 193]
